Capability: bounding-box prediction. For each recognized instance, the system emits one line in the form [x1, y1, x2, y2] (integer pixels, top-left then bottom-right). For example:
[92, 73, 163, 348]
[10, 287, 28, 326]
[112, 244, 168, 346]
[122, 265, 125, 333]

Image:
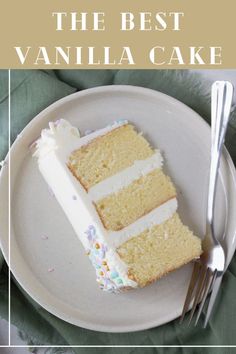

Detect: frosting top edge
[33, 118, 129, 159]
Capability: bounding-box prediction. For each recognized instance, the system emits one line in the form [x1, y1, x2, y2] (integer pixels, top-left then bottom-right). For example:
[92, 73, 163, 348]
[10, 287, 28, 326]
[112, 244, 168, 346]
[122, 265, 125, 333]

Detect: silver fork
[180, 81, 234, 328]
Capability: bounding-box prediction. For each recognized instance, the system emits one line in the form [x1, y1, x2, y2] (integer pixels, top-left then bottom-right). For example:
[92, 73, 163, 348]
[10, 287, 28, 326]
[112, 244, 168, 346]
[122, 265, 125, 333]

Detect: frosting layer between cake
[108, 198, 177, 248]
[88, 151, 163, 201]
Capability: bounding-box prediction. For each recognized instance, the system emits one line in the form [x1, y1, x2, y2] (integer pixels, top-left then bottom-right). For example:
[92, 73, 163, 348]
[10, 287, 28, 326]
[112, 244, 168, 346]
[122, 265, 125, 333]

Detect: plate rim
[1, 84, 236, 333]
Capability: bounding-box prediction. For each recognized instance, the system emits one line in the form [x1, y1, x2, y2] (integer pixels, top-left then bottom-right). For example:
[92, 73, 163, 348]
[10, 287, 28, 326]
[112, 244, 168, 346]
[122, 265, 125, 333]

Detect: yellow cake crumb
[95, 169, 176, 231]
[117, 213, 202, 287]
[68, 124, 154, 190]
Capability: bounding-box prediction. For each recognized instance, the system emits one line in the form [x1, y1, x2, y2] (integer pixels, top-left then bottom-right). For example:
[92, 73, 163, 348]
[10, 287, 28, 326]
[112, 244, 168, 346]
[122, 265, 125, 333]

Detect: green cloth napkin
[0, 69, 236, 354]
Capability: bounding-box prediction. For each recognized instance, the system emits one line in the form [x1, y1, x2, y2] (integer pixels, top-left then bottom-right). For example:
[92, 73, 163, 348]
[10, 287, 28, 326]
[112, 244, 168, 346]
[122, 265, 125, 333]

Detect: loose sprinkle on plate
[41, 235, 49, 240]
[48, 267, 55, 273]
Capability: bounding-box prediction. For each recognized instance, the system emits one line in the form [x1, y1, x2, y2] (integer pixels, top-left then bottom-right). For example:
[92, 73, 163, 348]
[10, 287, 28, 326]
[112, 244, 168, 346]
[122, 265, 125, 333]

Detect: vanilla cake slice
[34, 119, 202, 292]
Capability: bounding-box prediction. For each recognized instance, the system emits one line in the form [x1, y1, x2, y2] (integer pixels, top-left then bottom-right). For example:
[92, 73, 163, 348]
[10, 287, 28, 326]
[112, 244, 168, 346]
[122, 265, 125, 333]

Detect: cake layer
[108, 198, 178, 248]
[68, 124, 154, 190]
[117, 213, 202, 287]
[95, 169, 176, 231]
[88, 151, 163, 201]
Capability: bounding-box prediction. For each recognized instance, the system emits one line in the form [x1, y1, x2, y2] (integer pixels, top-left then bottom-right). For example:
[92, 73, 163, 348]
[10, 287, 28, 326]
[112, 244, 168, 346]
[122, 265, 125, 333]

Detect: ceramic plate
[0, 85, 236, 333]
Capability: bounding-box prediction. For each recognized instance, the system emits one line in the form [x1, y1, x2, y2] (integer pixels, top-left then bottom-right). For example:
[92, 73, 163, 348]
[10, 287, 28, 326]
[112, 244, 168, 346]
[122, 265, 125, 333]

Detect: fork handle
[207, 81, 233, 232]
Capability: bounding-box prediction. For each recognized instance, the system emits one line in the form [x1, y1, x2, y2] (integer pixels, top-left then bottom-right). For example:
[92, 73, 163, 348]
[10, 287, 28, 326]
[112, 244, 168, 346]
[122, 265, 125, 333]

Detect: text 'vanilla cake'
[34, 119, 202, 292]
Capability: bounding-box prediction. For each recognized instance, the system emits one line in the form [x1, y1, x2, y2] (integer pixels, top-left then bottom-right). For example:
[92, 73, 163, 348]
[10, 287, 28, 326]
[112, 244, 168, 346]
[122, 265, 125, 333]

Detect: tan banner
[0, 0, 235, 68]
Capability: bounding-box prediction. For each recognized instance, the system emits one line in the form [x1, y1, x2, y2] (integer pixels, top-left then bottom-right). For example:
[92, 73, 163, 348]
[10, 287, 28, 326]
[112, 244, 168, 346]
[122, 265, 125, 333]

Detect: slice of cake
[34, 119, 202, 292]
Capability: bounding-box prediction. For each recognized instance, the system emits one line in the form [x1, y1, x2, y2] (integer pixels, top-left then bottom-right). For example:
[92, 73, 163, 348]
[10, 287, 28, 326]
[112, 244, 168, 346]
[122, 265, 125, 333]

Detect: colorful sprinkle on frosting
[84, 225, 125, 292]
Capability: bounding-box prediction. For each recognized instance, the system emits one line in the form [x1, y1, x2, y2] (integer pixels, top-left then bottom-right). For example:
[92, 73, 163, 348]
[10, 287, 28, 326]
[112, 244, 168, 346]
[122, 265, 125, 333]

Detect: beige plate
[0, 85, 236, 333]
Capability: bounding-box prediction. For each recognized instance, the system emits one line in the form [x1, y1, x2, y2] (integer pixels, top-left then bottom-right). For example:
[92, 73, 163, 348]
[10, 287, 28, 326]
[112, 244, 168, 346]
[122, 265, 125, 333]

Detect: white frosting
[34, 120, 81, 159]
[105, 249, 138, 288]
[88, 151, 163, 201]
[34, 118, 128, 160]
[108, 198, 177, 248]
[33, 119, 176, 291]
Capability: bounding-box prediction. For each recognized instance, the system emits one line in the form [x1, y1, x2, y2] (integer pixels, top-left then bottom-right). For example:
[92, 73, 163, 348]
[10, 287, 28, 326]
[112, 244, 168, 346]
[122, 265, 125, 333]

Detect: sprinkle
[41, 235, 48, 240]
[89, 225, 96, 236]
[72, 195, 77, 200]
[47, 267, 54, 273]
[110, 271, 119, 279]
[85, 224, 126, 292]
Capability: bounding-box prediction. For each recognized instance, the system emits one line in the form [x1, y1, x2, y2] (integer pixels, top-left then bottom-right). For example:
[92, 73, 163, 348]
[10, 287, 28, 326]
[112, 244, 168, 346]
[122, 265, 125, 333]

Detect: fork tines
[180, 262, 222, 327]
